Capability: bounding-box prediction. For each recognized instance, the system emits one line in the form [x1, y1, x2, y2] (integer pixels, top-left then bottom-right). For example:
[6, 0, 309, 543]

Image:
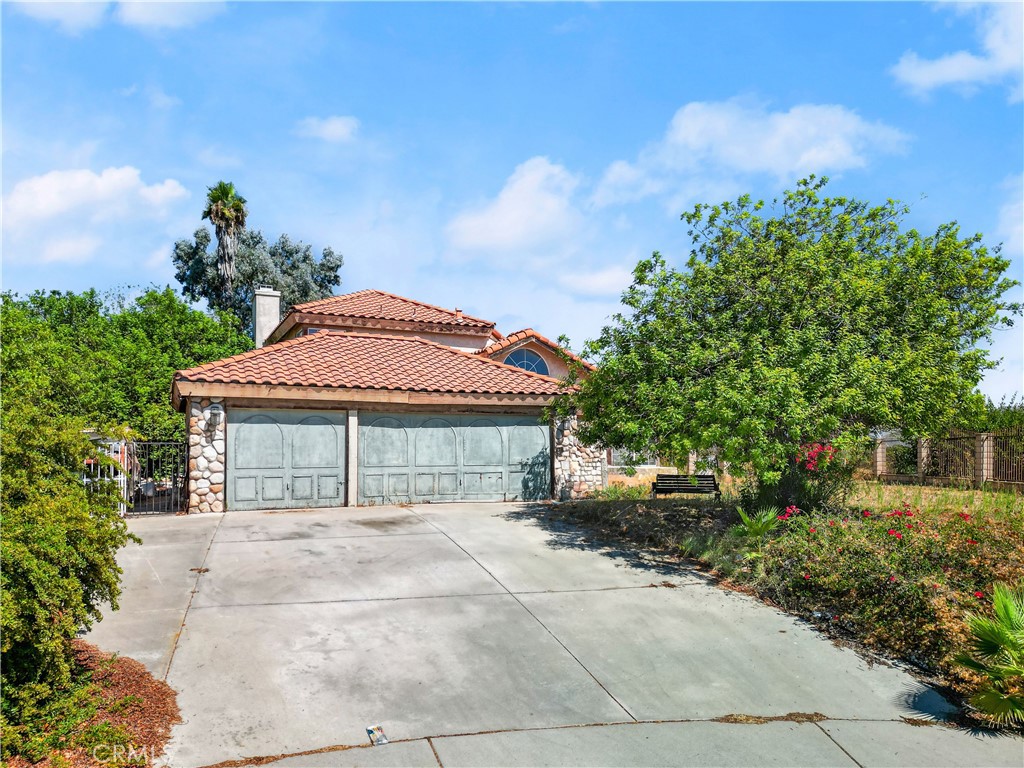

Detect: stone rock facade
[553, 415, 606, 500]
[187, 397, 226, 513]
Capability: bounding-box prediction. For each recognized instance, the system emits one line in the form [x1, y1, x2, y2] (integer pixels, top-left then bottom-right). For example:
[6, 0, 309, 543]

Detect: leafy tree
[202, 181, 248, 299]
[8, 287, 252, 441]
[561, 178, 1020, 508]
[0, 301, 134, 747]
[173, 227, 343, 333]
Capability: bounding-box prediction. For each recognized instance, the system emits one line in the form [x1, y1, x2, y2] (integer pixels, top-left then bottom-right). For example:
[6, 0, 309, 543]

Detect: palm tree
[202, 181, 248, 299]
[955, 582, 1024, 726]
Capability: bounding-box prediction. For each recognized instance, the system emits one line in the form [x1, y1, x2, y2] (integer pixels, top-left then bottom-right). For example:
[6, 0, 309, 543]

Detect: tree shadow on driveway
[499, 502, 716, 583]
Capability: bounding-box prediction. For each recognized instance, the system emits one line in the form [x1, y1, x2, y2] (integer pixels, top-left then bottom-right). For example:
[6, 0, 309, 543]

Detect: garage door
[228, 409, 347, 510]
[358, 413, 550, 505]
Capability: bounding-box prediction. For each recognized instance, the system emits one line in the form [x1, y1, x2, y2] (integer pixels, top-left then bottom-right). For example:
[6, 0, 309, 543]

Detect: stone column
[187, 397, 226, 513]
[872, 440, 887, 478]
[553, 415, 606, 500]
[975, 432, 993, 488]
[916, 438, 930, 483]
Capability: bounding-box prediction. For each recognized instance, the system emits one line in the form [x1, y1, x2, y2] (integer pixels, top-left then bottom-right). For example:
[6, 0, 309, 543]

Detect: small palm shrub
[955, 582, 1024, 727]
[732, 505, 781, 539]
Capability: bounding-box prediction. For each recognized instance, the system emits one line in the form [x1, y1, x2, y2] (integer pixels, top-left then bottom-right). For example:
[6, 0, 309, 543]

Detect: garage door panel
[415, 420, 457, 466]
[318, 475, 341, 500]
[262, 476, 286, 501]
[358, 413, 551, 504]
[228, 409, 347, 511]
[292, 475, 314, 500]
[235, 476, 259, 502]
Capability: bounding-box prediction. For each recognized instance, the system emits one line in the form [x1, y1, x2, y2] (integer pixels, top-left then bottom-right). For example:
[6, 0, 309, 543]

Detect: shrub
[590, 482, 651, 501]
[1, 302, 135, 757]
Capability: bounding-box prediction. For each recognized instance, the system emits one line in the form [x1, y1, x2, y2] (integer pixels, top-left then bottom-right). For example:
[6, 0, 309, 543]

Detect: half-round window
[504, 348, 549, 376]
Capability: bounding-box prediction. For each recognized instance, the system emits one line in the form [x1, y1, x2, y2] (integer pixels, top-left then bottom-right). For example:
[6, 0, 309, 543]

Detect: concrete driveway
[87, 504, 1023, 768]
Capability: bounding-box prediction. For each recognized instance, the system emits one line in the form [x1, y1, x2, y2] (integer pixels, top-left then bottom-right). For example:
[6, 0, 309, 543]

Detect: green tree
[9, 287, 252, 441]
[0, 301, 133, 745]
[202, 181, 248, 299]
[173, 227, 343, 334]
[561, 178, 1020, 508]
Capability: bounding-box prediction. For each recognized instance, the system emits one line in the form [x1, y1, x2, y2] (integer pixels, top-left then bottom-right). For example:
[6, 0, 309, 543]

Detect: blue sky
[3, 1, 1022, 399]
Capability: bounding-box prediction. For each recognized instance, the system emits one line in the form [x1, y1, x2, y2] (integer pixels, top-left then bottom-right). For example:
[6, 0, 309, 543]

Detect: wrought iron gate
[127, 441, 187, 515]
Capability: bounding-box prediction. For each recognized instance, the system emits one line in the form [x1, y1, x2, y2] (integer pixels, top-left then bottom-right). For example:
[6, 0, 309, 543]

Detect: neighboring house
[172, 289, 605, 512]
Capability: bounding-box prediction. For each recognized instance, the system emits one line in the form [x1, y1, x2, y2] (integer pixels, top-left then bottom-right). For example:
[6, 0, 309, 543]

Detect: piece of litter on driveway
[366, 725, 388, 746]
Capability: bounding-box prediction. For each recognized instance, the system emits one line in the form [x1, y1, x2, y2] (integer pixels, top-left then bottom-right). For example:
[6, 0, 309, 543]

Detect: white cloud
[446, 156, 583, 252]
[3, 166, 188, 228]
[295, 116, 360, 143]
[40, 235, 101, 264]
[593, 99, 908, 208]
[891, 3, 1023, 101]
[11, 2, 109, 34]
[558, 265, 634, 297]
[13, 1, 224, 34]
[997, 174, 1023, 258]
[114, 1, 225, 30]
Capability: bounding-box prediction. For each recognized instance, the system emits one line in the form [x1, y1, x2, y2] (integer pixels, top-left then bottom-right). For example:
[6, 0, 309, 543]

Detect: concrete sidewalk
[88, 504, 1023, 768]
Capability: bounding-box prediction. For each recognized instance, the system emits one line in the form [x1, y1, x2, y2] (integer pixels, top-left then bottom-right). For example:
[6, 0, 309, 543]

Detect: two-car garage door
[357, 413, 551, 505]
[228, 409, 551, 509]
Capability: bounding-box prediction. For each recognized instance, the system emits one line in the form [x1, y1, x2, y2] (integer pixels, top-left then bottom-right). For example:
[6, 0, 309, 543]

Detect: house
[172, 289, 605, 512]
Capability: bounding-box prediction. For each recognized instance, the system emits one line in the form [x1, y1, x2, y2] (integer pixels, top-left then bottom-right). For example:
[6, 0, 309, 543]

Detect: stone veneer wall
[553, 415, 606, 500]
[187, 397, 226, 513]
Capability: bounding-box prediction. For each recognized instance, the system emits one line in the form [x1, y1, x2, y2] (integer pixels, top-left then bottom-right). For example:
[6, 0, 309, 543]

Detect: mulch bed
[6, 641, 181, 768]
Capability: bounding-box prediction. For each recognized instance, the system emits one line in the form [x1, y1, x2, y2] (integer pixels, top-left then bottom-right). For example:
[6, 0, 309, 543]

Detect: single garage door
[358, 413, 550, 505]
[228, 409, 347, 510]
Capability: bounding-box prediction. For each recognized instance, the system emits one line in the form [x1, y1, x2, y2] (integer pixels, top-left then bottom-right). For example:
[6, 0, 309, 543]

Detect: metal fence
[86, 438, 186, 515]
[128, 441, 187, 515]
[925, 430, 975, 481]
[992, 426, 1024, 485]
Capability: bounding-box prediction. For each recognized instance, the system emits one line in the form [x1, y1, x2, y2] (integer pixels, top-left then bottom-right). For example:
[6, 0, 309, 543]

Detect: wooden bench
[651, 473, 721, 501]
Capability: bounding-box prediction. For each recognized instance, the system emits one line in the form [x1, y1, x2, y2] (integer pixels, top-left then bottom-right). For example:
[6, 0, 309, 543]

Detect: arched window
[504, 348, 549, 376]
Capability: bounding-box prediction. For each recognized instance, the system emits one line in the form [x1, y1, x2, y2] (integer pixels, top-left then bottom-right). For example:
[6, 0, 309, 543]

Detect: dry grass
[848, 481, 1024, 518]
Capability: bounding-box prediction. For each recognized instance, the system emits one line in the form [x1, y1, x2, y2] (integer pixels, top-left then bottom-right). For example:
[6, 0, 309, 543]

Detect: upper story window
[504, 348, 549, 376]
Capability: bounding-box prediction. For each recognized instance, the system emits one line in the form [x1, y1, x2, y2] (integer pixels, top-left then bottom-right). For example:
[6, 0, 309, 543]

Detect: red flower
[895, 533, 903, 539]
[904, 511, 914, 517]
[809, 528, 817, 533]
[960, 513, 971, 521]
[889, 576, 897, 582]
[906, 524, 914, 529]
[803, 574, 811, 580]
[974, 591, 984, 598]
[933, 584, 940, 589]
[863, 511, 872, 517]
[888, 529, 897, 535]
[967, 539, 978, 545]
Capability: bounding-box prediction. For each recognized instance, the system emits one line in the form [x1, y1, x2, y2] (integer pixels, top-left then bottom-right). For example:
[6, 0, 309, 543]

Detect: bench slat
[650, 474, 720, 500]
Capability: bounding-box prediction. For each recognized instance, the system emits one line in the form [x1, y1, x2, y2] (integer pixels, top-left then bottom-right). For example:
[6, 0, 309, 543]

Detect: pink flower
[803, 574, 811, 580]
[889, 576, 897, 582]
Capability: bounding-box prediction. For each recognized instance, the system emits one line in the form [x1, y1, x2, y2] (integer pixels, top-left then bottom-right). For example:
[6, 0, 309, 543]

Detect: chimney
[455, 308, 463, 320]
[253, 286, 281, 348]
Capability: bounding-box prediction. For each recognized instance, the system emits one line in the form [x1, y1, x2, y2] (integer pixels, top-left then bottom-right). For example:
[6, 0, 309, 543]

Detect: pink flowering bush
[746, 499, 1024, 713]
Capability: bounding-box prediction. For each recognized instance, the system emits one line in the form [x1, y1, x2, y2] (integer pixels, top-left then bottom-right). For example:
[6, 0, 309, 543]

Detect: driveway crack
[162, 512, 225, 681]
[410, 510, 638, 723]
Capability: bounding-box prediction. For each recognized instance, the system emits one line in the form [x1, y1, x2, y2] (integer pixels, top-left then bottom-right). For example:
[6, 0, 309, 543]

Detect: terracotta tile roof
[175, 331, 565, 395]
[291, 289, 495, 329]
[480, 328, 596, 371]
